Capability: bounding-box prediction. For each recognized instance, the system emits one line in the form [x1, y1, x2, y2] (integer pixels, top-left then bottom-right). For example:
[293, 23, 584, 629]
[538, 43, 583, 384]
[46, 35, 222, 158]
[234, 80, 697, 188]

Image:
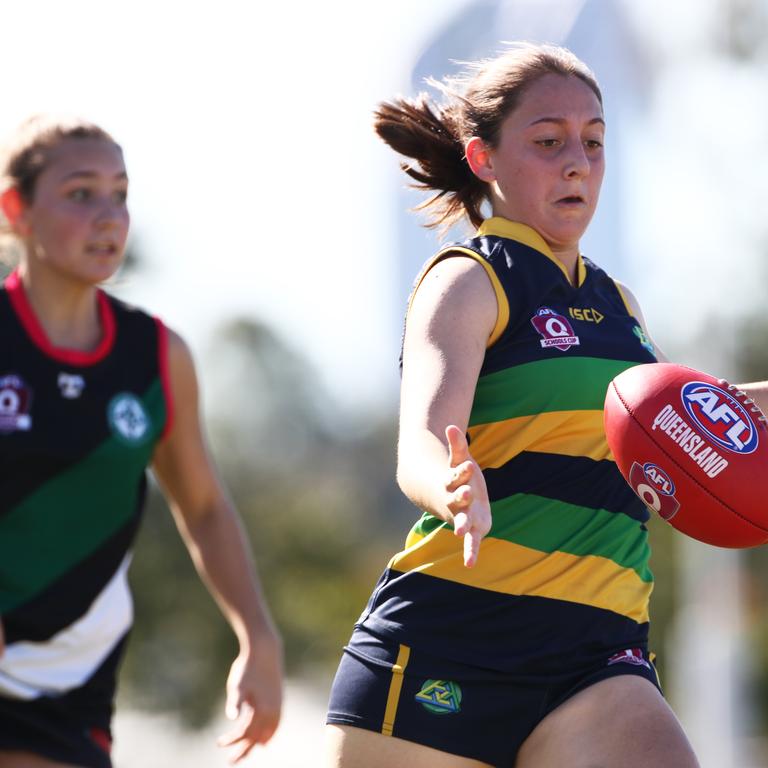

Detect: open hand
[445, 425, 492, 568]
[217, 631, 283, 763]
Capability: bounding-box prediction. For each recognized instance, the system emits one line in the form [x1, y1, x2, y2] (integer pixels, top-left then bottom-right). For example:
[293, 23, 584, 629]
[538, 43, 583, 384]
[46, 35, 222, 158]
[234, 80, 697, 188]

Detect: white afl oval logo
[681, 382, 758, 454]
[642, 462, 675, 496]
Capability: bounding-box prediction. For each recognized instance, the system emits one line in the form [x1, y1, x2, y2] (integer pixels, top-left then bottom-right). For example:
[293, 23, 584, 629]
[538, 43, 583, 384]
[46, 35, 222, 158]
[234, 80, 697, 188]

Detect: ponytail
[374, 95, 487, 230]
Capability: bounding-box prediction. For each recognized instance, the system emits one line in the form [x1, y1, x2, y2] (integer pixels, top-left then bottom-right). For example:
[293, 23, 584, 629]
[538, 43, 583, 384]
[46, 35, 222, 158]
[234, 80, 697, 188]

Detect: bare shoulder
[410, 254, 497, 336]
[163, 326, 195, 375]
[165, 325, 192, 358]
[416, 254, 494, 299]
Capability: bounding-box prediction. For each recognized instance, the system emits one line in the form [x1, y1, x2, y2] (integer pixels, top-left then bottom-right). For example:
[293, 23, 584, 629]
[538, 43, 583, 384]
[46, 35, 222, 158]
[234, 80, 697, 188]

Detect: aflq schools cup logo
[629, 461, 680, 521]
[0, 374, 33, 433]
[681, 382, 758, 454]
[530, 307, 580, 352]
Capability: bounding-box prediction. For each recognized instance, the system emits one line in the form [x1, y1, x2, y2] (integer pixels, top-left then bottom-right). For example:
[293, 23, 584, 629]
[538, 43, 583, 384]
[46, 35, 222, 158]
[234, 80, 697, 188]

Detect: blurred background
[3, 0, 768, 764]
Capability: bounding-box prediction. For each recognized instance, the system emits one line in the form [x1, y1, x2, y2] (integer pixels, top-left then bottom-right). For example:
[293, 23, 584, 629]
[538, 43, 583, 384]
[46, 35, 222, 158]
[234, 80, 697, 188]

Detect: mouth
[555, 195, 586, 206]
[85, 242, 120, 257]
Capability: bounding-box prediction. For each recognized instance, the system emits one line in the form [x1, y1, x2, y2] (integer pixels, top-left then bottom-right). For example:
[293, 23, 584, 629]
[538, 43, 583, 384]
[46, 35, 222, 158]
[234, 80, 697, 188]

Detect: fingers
[218, 701, 279, 764]
[446, 425, 470, 467]
[453, 511, 484, 568]
[463, 529, 482, 569]
[445, 431, 474, 512]
[446, 459, 474, 492]
[225, 691, 240, 722]
[444, 426, 490, 567]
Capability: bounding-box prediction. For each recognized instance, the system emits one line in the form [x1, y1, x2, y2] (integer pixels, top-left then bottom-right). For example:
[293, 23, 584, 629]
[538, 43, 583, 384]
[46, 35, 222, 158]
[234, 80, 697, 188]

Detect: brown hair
[0, 115, 120, 264]
[373, 42, 602, 231]
[0, 115, 120, 205]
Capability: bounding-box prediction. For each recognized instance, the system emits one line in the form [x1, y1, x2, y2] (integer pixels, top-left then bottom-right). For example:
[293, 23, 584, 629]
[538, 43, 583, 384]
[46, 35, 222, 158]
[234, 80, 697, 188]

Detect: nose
[562, 138, 590, 179]
[93, 199, 128, 230]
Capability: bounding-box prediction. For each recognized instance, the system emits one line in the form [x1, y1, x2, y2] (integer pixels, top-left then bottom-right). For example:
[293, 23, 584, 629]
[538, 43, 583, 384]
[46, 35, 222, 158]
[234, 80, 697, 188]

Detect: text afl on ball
[604, 362, 768, 548]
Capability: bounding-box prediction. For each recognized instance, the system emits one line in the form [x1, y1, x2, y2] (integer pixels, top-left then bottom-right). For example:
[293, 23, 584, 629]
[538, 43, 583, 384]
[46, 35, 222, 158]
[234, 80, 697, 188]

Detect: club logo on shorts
[107, 392, 152, 445]
[415, 679, 462, 715]
[607, 648, 651, 670]
[629, 461, 680, 521]
[681, 382, 758, 454]
[0, 374, 33, 433]
[530, 307, 580, 352]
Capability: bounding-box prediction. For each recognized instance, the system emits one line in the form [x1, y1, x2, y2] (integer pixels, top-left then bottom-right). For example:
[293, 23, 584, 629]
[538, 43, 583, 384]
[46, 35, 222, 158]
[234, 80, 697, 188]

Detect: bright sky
[3, 0, 767, 414]
[2, 0, 469, 415]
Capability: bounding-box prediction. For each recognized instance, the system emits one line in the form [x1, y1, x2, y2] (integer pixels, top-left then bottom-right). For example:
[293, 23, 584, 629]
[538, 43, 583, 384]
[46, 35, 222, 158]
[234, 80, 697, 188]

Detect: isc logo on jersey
[629, 461, 680, 521]
[681, 382, 758, 454]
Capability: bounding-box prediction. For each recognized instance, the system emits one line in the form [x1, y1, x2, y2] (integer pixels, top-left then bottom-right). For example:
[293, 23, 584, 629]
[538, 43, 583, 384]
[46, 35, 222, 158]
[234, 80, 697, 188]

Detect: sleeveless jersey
[360, 217, 658, 673]
[0, 270, 170, 700]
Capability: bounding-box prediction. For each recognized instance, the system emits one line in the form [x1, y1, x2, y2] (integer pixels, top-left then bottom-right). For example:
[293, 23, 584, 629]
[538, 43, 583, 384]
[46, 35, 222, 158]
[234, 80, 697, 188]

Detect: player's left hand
[217, 629, 283, 763]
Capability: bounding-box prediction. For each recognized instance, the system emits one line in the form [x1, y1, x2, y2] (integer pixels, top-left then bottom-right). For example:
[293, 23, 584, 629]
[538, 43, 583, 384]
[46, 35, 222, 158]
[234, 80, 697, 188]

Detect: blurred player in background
[325, 43, 700, 767]
[0, 116, 282, 768]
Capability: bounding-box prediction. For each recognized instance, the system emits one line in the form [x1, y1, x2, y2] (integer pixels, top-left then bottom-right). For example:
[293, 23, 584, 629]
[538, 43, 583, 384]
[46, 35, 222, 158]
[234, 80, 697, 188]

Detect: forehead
[41, 138, 126, 181]
[510, 73, 603, 126]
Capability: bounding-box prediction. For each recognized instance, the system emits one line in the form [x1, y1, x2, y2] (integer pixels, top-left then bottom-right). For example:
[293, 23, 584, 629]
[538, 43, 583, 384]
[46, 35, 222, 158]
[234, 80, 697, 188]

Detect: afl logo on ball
[681, 382, 758, 454]
[530, 307, 580, 352]
[629, 461, 680, 521]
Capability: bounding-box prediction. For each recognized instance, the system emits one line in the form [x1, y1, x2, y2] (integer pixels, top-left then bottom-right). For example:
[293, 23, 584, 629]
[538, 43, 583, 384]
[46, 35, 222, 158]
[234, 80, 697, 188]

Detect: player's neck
[17, 264, 103, 352]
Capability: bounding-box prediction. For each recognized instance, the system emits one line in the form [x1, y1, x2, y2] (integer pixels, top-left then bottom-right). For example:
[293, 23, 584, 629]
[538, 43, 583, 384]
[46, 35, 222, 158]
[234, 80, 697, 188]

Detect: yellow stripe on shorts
[381, 644, 411, 736]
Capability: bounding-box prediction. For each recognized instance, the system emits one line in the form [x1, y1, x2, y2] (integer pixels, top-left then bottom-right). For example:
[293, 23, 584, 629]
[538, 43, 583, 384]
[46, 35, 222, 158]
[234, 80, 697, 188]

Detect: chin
[80, 263, 123, 285]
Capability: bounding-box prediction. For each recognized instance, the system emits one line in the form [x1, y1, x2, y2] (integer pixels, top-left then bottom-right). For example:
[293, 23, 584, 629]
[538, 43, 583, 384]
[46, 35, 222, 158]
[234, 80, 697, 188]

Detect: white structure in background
[671, 540, 748, 767]
[391, 2, 759, 766]
[394, 0, 649, 303]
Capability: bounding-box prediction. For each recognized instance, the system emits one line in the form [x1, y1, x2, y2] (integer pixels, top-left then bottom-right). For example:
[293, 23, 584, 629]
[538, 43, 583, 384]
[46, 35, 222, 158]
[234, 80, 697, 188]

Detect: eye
[67, 187, 92, 202]
[535, 138, 561, 148]
[112, 189, 128, 204]
[585, 139, 604, 149]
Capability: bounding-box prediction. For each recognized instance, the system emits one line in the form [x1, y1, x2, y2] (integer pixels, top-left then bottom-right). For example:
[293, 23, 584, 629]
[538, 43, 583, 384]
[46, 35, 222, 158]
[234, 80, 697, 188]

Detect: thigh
[514, 675, 699, 768]
[0, 752, 82, 768]
[326, 725, 492, 768]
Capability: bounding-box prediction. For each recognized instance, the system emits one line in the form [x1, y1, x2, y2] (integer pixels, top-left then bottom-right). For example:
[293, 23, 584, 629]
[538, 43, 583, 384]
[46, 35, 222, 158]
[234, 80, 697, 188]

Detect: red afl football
[605, 362, 768, 548]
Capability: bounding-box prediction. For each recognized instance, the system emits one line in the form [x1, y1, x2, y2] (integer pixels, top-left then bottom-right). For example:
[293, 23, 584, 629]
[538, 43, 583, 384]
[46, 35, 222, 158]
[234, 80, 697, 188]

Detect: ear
[0, 187, 26, 232]
[465, 137, 496, 182]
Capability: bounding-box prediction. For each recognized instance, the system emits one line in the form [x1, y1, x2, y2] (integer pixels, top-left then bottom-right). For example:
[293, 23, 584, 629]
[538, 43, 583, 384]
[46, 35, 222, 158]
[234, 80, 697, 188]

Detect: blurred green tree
[121, 317, 411, 725]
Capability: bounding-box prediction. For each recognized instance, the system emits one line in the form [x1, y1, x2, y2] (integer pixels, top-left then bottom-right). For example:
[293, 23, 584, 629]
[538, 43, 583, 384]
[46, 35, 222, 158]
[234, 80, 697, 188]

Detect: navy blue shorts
[326, 626, 662, 767]
[0, 692, 113, 768]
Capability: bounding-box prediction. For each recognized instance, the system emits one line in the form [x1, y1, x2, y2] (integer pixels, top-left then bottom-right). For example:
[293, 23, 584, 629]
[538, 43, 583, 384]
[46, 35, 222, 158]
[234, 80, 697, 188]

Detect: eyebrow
[529, 117, 605, 127]
[60, 170, 129, 182]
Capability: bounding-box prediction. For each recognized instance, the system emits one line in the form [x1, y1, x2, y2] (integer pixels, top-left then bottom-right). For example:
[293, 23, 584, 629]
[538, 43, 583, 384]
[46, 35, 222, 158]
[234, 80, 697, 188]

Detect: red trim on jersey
[88, 727, 113, 755]
[154, 316, 174, 440]
[4, 270, 116, 366]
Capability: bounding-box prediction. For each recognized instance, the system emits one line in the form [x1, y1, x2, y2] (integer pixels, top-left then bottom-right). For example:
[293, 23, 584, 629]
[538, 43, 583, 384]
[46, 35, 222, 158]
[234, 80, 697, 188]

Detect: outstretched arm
[732, 380, 768, 420]
[151, 329, 282, 763]
[396, 255, 497, 567]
